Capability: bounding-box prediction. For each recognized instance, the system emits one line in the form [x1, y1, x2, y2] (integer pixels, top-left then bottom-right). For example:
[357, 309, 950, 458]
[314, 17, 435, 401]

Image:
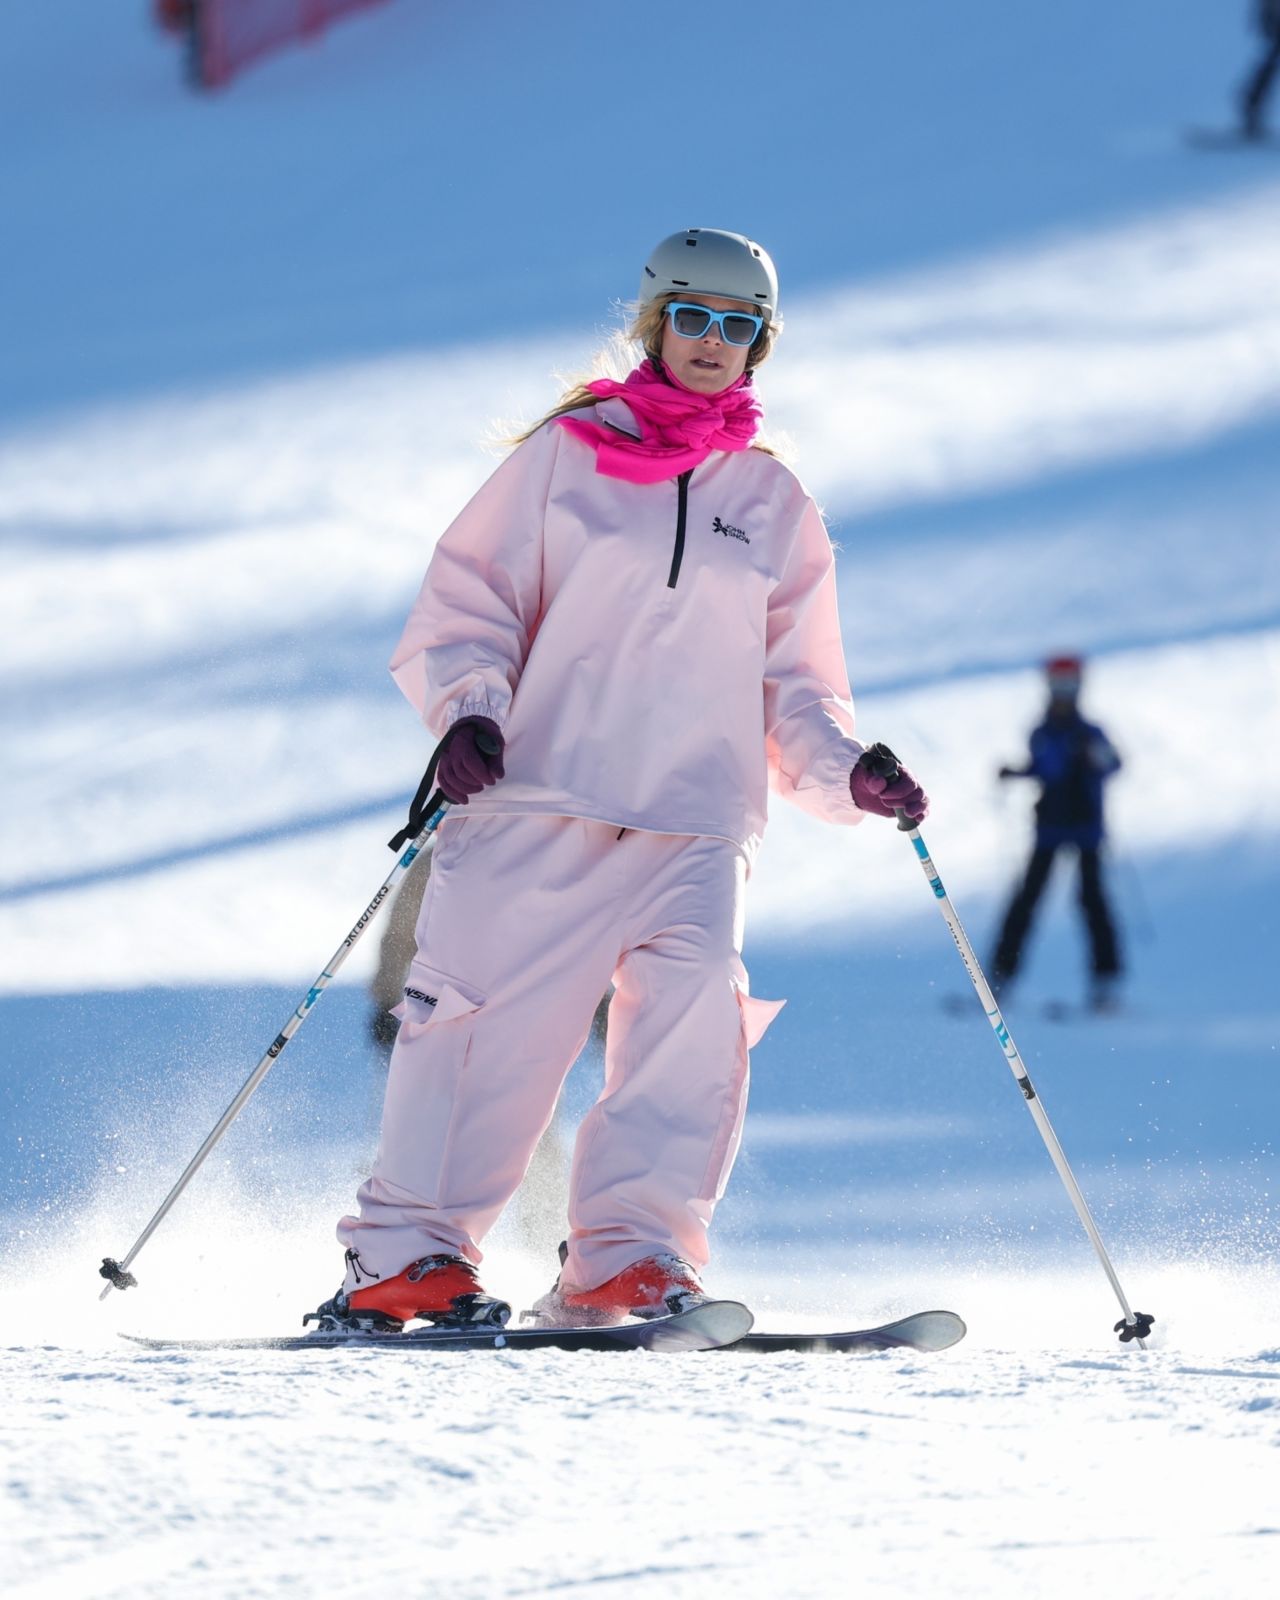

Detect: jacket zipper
[666, 469, 693, 588]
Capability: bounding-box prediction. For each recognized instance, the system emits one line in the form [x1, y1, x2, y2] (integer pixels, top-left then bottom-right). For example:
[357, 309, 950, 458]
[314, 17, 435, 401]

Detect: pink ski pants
[337, 814, 783, 1292]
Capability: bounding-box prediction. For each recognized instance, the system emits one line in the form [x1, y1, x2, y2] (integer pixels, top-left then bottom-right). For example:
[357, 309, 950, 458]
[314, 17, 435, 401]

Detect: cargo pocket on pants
[738, 990, 786, 1050]
[697, 986, 786, 1204]
[386, 959, 488, 1203]
[392, 958, 487, 1036]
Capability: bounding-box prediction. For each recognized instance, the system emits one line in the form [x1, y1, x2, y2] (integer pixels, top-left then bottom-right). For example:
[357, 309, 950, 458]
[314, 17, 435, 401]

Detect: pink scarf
[555, 360, 763, 483]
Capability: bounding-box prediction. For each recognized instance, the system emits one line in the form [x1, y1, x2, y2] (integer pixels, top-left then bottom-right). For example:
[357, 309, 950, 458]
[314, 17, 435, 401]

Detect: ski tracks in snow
[3, 1340, 1279, 1599]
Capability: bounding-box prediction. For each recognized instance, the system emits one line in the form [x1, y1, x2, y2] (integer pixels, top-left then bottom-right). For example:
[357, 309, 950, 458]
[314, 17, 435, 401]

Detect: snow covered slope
[1, 0, 1267, 422]
[2, 5, 1279, 1598]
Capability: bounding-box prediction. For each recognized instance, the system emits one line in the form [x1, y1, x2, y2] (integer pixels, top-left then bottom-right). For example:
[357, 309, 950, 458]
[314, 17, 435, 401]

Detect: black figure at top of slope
[1189, 0, 1280, 146]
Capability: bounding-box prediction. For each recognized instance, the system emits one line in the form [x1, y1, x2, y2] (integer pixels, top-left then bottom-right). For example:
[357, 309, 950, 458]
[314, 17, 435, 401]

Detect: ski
[121, 1304, 965, 1356]
[945, 993, 1130, 1025]
[724, 1309, 966, 1354]
[120, 1298, 753, 1354]
[1185, 126, 1280, 151]
[1041, 999, 1132, 1023]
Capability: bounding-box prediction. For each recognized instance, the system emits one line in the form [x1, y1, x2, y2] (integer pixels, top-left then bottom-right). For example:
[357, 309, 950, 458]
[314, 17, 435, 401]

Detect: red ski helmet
[1045, 655, 1083, 694]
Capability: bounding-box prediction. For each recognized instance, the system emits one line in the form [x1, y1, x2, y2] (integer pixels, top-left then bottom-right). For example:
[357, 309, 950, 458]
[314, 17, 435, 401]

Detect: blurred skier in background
[1241, 0, 1280, 139]
[310, 227, 928, 1334]
[367, 854, 428, 1054]
[990, 656, 1123, 1013]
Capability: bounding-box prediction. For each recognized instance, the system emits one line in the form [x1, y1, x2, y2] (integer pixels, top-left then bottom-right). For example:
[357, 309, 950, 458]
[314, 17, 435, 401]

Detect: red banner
[194, 0, 392, 89]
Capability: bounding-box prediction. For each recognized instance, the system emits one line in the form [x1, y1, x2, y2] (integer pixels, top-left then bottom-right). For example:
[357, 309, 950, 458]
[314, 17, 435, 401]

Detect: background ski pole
[860, 743, 1154, 1348]
[98, 732, 496, 1299]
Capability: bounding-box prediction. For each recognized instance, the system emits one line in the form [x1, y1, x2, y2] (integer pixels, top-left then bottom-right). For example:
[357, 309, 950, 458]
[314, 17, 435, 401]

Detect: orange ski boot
[304, 1253, 510, 1333]
[531, 1251, 708, 1326]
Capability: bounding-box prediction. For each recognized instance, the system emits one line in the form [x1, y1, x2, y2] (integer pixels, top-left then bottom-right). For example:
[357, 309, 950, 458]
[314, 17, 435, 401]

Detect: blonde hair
[510, 292, 780, 447]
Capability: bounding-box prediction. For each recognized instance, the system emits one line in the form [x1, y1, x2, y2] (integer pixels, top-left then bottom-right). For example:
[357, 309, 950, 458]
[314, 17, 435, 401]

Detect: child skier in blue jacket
[991, 656, 1123, 1011]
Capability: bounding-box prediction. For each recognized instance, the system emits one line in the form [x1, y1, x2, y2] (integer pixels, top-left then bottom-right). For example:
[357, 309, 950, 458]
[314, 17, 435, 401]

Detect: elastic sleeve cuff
[446, 701, 509, 731]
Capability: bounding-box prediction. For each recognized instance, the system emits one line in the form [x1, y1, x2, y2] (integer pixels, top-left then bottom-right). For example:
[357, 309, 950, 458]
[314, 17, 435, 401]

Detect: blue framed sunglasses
[665, 301, 765, 347]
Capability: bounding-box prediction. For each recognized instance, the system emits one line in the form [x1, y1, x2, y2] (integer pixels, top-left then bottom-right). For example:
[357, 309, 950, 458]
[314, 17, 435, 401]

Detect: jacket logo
[713, 515, 750, 545]
[404, 987, 438, 1007]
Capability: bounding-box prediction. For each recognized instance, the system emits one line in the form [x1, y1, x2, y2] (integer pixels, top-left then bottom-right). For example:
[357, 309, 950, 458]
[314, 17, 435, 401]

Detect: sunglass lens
[671, 305, 713, 338]
[721, 315, 761, 346]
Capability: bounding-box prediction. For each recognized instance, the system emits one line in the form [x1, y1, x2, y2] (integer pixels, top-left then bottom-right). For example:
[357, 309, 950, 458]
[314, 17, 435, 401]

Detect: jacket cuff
[447, 701, 508, 731]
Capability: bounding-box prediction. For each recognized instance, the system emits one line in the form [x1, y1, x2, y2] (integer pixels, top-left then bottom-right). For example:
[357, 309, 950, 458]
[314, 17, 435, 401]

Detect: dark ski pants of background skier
[1243, 39, 1280, 134]
[993, 843, 1120, 983]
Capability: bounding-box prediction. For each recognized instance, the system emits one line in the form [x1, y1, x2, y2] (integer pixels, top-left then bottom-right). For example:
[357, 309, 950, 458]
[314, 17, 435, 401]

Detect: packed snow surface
[6, 1302, 1280, 1600]
[3, 3, 1279, 1597]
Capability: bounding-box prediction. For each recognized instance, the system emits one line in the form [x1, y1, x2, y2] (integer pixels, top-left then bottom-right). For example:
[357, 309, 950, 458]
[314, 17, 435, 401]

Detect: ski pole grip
[389, 726, 501, 852]
[862, 742, 916, 833]
[864, 741, 901, 782]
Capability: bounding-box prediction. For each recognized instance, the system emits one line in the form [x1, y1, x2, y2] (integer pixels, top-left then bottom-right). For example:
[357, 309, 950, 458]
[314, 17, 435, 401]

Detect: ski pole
[862, 743, 1154, 1349]
[1109, 842, 1156, 947]
[98, 733, 495, 1299]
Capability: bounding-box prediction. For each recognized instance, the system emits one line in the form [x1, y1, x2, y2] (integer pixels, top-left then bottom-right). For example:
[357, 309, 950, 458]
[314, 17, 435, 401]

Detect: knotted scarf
[555, 359, 763, 484]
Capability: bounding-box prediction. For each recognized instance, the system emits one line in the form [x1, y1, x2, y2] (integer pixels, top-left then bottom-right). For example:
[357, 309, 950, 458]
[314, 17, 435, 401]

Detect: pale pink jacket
[390, 397, 866, 865]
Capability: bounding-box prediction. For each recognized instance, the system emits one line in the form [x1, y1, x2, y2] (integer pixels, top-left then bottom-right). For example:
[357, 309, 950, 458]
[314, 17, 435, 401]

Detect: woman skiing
[311, 228, 928, 1332]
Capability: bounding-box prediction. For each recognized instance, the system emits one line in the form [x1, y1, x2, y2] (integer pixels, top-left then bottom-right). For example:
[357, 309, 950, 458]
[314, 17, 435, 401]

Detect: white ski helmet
[639, 228, 779, 320]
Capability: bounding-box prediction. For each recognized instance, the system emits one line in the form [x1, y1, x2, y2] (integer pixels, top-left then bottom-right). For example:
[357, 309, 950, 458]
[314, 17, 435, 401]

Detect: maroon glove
[850, 747, 929, 822]
[437, 716, 505, 804]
